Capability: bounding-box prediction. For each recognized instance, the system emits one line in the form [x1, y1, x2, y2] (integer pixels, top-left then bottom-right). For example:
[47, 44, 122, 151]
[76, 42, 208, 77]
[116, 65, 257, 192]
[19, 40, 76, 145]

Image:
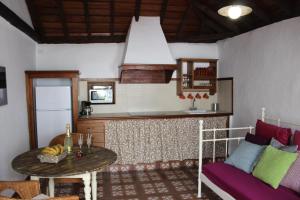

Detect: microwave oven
[89, 86, 113, 104]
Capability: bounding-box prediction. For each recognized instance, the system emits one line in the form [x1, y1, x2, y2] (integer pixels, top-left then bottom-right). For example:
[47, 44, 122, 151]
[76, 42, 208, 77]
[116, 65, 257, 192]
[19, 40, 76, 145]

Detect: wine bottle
[64, 124, 73, 154]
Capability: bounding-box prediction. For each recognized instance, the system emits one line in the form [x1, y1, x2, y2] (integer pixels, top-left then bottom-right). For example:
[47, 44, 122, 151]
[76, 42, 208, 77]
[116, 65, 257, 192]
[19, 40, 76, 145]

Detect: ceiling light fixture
[218, 5, 252, 20]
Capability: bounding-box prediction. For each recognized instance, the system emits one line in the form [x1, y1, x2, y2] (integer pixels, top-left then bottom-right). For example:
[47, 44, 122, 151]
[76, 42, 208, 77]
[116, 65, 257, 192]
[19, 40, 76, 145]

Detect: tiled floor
[55, 167, 221, 200]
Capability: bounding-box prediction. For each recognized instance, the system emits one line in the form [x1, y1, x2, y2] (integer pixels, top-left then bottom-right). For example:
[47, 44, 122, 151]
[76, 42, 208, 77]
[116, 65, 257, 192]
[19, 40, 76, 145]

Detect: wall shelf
[177, 58, 217, 95]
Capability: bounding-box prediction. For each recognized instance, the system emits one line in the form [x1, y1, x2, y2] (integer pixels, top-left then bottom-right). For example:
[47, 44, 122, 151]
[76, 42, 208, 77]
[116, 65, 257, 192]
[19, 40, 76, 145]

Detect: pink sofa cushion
[256, 120, 292, 145]
[281, 153, 300, 193]
[203, 162, 300, 200]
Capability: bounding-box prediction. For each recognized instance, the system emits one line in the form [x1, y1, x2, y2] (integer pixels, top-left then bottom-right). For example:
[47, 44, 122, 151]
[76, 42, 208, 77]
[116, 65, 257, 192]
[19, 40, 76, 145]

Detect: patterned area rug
[55, 167, 221, 200]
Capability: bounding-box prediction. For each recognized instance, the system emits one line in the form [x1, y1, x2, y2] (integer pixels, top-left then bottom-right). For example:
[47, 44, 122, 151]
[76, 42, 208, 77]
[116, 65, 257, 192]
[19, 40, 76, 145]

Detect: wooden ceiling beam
[201, 14, 225, 33]
[25, 0, 43, 40]
[56, 0, 69, 40]
[169, 33, 234, 43]
[249, 3, 271, 24]
[83, 0, 91, 38]
[176, 3, 192, 38]
[191, 1, 226, 33]
[0, 2, 40, 42]
[43, 35, 126, 43]
[110, 0, 115, 36]
[271, 0, 292, 16]
[135, 0, 142, 21]
[292, 1, 300, 16]
[160, 0, 168, 24]
[193, 2, 240, 34]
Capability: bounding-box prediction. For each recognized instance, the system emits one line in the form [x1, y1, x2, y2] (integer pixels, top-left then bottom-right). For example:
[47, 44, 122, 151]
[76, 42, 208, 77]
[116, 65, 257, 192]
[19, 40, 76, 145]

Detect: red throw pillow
[255, 120, 291, 145]
[294, 131, 300, 150]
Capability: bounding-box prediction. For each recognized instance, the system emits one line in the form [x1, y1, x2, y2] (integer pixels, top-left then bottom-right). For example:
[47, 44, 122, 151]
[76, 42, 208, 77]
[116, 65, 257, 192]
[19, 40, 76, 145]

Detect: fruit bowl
[37, 145, 67, 164]
[37, 152, 67, 164]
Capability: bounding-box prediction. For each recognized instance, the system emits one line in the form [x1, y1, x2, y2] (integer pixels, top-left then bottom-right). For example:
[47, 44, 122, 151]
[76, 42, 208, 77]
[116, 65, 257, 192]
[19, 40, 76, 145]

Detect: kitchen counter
[77, 111, 230, 164]
[78, 110, 232, 120]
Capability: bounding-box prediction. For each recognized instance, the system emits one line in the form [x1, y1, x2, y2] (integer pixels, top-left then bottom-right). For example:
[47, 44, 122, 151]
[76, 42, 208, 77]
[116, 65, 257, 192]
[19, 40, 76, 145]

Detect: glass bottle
[64, 123, 73, 154]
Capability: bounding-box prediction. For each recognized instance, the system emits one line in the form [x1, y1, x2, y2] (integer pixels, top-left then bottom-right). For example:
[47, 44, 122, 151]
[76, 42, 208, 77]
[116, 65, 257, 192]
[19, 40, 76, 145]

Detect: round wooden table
[12, 147, 117, 200]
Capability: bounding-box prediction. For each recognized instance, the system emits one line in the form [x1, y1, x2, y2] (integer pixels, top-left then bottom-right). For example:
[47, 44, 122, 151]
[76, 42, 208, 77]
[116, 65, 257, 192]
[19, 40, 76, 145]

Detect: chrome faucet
[189, 98, 197, 110]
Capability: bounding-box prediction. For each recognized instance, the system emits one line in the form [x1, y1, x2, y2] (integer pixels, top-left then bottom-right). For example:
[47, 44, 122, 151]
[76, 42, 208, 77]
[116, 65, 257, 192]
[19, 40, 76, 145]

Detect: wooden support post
[110, 0, 115, 36]
[160, 0, 168, 24]
[83, 0, 91, 38]
[135, 0, 142, 21]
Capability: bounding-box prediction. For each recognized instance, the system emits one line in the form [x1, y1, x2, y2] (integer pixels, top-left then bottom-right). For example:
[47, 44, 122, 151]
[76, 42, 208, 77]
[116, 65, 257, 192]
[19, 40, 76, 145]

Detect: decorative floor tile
[54, 166, 221, 200]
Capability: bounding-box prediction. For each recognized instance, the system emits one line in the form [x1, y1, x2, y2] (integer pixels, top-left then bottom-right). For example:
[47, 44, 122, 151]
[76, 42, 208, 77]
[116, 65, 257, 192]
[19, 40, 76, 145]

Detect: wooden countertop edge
[78, 112, 233, 121]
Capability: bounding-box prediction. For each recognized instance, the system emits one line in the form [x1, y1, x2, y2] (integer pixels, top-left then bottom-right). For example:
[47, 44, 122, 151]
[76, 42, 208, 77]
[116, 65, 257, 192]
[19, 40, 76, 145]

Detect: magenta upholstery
[202, 162, 300, 200]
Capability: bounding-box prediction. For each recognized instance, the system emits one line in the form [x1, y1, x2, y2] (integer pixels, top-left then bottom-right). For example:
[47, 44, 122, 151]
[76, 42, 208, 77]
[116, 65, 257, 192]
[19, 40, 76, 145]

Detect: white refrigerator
[35, 86, 72, 148]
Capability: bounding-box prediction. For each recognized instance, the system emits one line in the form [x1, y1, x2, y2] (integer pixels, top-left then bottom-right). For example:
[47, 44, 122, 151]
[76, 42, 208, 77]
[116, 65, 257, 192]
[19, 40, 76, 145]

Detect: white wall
[36, 43, 218, 78]
[0, 0, 33, 28]
[218, 17, 300, 127]
[36, 43, 218, 113]
[37, 43, 125, 78]
[0, 17, 36, 180]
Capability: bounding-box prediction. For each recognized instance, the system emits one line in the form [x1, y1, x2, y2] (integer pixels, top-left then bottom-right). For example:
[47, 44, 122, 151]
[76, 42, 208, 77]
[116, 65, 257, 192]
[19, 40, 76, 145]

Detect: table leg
[91, 171, 97, 200]
[82, 173, 91, 200]
[48, 178, 55, 197]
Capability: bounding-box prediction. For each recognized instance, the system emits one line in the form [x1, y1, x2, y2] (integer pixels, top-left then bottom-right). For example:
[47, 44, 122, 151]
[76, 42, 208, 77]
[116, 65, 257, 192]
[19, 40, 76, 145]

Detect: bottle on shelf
[64, 123, 73, 154]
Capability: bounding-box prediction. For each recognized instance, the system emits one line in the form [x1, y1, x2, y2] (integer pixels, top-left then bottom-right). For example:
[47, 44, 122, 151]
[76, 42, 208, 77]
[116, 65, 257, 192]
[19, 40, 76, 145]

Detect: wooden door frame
[25, 71, 79, 149]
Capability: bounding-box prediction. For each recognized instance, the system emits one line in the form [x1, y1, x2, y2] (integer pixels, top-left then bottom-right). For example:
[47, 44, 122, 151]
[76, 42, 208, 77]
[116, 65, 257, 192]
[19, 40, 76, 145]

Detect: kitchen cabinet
[177, 58, 217, 95]
[77, 119, 106, 147]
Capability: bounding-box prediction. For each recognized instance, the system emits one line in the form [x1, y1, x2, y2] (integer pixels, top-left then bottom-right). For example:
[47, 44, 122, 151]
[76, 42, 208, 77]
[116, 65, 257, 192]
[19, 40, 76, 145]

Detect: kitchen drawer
[78, 120, 105, 126]
[93, 142, 105, 148]
[77, 119, 106, 145]
[92, 132, 105, 143]
[78, 125, 104, 133]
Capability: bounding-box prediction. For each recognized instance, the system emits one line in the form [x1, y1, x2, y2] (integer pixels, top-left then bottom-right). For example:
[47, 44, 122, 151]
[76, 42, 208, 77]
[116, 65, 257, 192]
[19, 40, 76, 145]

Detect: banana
[41, 144, 66, 156]
[41, 147, 56, 155]
[57, 144, 64, 154]
[52, 146, 60, 155]
[42, 146, 58, 156]
[43, 147, 55, 153]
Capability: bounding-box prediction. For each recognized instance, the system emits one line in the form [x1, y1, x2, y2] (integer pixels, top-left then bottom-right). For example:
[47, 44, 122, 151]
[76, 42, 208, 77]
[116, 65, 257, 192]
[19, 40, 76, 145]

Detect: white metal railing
[261, 107, 281, 126]
[262, 107, 300, 128]
[197, 120, 254, 198]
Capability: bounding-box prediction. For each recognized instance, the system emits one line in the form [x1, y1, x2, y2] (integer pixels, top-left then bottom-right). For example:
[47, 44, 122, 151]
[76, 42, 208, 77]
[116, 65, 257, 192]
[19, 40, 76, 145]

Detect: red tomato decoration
[179, 94, 186, 99]
[203, 93, 209, 99]
[187, 93, 194, 99]
[195, 93, 201, 99]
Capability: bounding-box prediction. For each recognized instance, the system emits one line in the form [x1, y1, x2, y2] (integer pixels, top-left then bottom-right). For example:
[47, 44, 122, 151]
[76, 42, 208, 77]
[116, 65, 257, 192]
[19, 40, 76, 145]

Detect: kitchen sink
[128, 111, 168, 116]
[184, 110, 216, 114]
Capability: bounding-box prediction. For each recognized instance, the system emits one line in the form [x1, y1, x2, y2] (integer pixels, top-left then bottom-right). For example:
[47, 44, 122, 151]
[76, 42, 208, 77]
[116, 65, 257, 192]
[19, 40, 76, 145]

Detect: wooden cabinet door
[77, 120, 106, 147]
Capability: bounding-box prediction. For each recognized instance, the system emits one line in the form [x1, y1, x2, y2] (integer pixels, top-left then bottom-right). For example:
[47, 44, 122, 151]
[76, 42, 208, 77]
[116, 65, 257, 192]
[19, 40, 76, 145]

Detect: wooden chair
[0, 181, 79, 200]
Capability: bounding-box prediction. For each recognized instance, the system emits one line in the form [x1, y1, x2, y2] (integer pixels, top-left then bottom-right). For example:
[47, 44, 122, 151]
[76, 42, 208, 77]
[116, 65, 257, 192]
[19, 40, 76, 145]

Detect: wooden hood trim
[119, 64, 177, 83]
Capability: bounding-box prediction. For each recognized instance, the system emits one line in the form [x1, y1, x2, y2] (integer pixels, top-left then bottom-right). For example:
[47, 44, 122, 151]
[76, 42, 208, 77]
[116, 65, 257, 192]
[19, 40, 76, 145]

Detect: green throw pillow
[253, 145, 297, 189]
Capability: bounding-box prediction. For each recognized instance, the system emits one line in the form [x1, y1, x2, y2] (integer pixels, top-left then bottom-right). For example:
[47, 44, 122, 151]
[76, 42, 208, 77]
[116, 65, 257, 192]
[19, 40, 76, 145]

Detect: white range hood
[120, 17, 177, 83]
